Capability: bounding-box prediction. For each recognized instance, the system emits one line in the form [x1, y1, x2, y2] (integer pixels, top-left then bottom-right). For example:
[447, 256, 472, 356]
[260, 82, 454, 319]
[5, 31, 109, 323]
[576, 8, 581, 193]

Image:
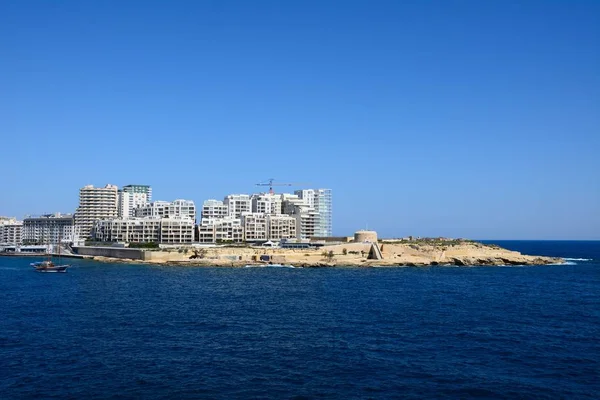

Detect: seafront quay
[69, 238, 563, 267]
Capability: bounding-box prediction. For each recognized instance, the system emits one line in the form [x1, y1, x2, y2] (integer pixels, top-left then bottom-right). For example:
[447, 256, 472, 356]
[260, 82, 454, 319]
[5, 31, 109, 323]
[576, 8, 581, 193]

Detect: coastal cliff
[84, 239, 563, 267]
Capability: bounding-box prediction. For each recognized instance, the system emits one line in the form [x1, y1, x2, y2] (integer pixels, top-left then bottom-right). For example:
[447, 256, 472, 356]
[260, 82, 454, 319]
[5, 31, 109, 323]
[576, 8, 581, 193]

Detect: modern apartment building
[282, 197, 320, 240]
[242, 214, 268, 242]
[224, 194, 251, 217]
[267, 215, 297, 240]
[94, 218, 161, 243]
[0, 218, 23, 246]
[23, 213, 74, 244]
[201, 200, 229, 220]
[159, 217, 195, 244]
[251, 193, 283, 215]
[93, 217, 194, 244]
[123, 184, 152, 201]
[196, 188, 331, 243]
[295, 189, 332, 237]
[118, 185, 151, 218]
[198, 217, 244, 243]
[75, 184, 119, 240]
[135, 199, 196, 222]
[239, 214, 297, 242]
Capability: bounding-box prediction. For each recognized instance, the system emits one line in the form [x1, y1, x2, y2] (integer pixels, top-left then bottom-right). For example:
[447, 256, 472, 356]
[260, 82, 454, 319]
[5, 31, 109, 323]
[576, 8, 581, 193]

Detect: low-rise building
[160, 217, 195, 244]
[240, 214, 297, 243]
[198, 217, 244, 243]
[135, 199, 196, 222]
[23, 213, 75, 244]
[267, 215, 297, 240]
[93, 217, 193, 244]
[0, 218, 23, 246]
[242, 213, 268, 242]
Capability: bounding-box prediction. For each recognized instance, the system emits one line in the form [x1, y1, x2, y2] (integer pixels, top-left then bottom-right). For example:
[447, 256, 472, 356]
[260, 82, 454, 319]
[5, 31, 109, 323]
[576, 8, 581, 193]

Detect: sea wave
[563, 258, 592, 261]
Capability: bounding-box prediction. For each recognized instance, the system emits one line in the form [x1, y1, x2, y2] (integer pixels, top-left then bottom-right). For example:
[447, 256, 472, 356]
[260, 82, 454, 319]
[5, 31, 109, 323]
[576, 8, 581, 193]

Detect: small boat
[31, 260, 69, 273]
[31, 236, 69, 273]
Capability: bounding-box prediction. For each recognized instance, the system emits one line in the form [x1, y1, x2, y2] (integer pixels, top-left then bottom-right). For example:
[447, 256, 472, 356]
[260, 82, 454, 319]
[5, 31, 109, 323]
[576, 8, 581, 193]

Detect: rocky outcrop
[86, 240, 564, 268]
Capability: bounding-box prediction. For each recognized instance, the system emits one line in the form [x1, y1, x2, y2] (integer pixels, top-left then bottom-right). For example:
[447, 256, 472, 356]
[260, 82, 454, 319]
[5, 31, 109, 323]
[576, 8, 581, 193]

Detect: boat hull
[35, 268, 68, 273]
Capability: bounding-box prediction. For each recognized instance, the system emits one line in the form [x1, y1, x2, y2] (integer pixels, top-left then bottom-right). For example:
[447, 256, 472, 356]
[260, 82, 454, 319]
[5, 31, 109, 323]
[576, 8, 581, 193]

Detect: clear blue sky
[1, 0, 598, 239]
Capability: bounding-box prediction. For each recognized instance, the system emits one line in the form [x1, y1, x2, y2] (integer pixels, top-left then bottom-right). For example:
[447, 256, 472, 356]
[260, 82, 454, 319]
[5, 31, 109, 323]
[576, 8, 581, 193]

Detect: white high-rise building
[118, 185, 151, 218]
[135, 199, 196, 222]
[295, 189, 332, 237]
[75, 184, 119, 240]
[224, 194, 251, 217]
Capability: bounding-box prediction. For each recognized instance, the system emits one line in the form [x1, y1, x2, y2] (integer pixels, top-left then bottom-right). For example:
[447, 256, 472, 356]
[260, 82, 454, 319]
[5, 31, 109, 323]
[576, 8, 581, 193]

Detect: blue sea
[1, 241, 599, 399]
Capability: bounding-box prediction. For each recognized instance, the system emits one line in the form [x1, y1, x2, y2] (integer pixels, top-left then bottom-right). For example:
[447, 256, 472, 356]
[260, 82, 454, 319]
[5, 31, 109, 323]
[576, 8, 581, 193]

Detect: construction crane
[255, 178, 309, 194]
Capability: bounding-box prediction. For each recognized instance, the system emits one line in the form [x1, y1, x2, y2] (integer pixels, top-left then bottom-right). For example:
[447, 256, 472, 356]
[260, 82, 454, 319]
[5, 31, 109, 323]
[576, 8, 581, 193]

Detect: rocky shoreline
[88, 246, 563, 268]
[65, 239, 566, 268]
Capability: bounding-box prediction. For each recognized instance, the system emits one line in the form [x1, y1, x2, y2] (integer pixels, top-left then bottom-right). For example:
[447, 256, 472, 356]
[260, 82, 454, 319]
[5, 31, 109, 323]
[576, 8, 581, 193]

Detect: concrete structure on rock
[354, 230, 378, 243]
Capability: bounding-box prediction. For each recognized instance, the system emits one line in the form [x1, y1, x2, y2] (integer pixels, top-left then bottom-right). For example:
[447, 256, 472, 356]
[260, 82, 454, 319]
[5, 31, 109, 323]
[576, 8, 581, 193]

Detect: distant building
[0, 218, 22, 246]
[23, 213, 74, 244]
[118, 184, 151, 218]
[224, 194, 251, 218]
[251, 193, 283, 215]
[75, 184, 119, 240]
[93, 217, 194, 244]
[241, 213, 297, 243]
[135, 199, 196, 222]
[201, 200, 229, 220]
[267, 214, 297, 240]
[282, 196, 320, 240]
[198, 217, 244, 243]
[197, 187, 331, 242]
[295, 189, 332, 237]
[242, 213, 268, 242]
[123, 184, 152, 201]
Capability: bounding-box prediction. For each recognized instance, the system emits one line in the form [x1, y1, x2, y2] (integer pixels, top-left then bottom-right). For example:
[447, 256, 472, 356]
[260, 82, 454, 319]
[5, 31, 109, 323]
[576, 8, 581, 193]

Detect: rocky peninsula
[84, 239, 563, 267]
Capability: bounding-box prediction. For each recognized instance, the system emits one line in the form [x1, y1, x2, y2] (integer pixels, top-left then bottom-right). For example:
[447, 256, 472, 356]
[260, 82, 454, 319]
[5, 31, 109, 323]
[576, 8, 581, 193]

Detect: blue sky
[1, 0, 598, 239]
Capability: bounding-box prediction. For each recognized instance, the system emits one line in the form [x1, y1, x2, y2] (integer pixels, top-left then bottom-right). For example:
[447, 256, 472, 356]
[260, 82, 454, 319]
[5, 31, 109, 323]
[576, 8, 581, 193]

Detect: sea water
[1, 241, 598, 399]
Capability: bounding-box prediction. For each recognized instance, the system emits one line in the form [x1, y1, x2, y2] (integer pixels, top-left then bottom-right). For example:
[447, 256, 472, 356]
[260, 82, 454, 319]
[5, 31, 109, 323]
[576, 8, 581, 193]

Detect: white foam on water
[563, 258, 592, 261]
